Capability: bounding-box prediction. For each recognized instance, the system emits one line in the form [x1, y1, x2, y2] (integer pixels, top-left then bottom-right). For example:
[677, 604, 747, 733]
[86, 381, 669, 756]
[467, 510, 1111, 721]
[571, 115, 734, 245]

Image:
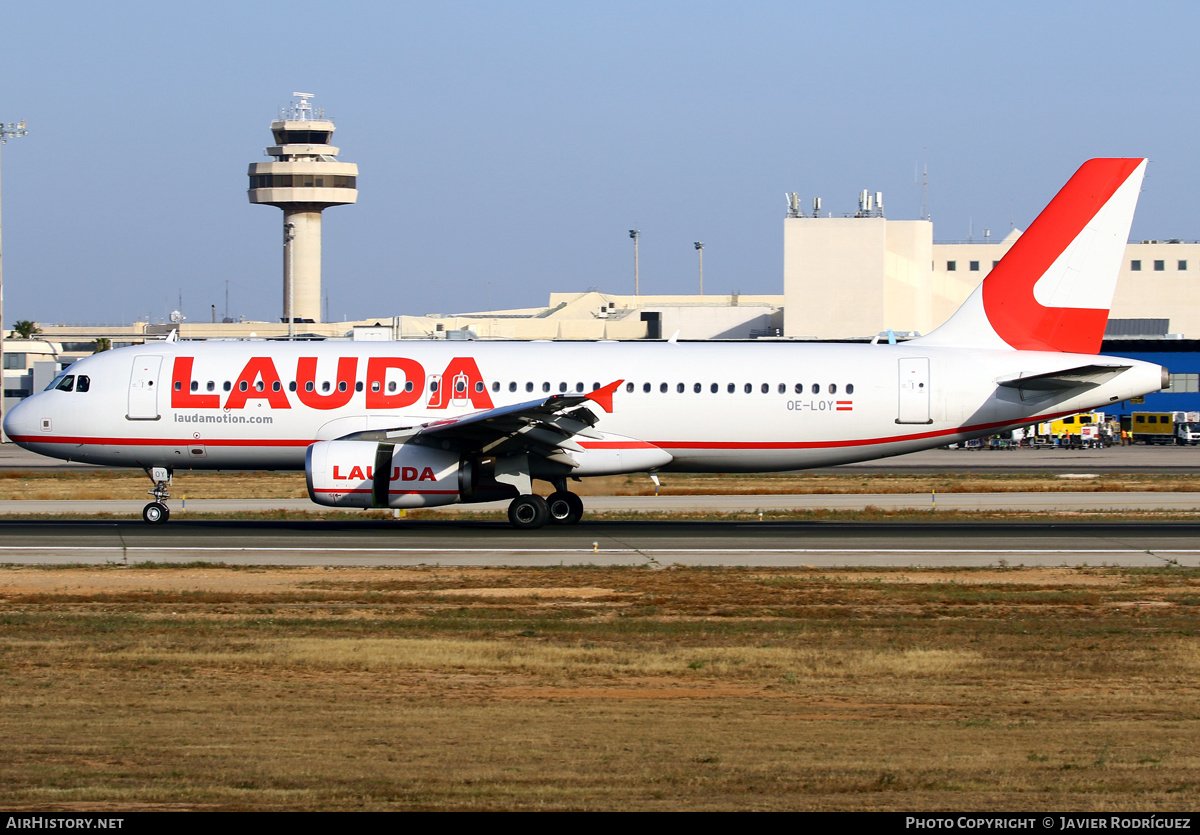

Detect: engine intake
[306, 440, 466, 509]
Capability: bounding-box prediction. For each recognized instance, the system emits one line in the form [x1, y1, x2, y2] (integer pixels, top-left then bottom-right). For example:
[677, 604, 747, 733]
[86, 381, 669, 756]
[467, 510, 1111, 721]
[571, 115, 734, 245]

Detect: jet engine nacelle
[306, 440, 466, 509]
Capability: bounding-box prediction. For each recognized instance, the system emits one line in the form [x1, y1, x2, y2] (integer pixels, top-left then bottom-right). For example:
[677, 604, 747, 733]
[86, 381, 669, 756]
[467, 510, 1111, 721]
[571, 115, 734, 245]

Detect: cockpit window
[45, 370, 72, 391]
[76, 375, 90, 393]
[54, 375, 76, 392]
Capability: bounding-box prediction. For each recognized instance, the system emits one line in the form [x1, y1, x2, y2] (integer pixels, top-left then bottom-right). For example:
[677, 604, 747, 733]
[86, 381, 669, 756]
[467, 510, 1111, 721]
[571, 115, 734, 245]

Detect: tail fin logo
[980, 158, 1146, 353]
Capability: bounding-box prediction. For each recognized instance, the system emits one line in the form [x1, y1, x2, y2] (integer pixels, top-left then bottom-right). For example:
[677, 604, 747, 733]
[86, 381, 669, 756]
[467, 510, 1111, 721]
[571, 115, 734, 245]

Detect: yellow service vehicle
[1031, 412, 1109, 447]
[1131, 412, 1179, 444]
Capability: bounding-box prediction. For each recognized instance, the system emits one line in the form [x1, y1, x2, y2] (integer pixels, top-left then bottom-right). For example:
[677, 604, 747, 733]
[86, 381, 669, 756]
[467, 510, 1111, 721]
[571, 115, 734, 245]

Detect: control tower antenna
[247, 93, 358, 326]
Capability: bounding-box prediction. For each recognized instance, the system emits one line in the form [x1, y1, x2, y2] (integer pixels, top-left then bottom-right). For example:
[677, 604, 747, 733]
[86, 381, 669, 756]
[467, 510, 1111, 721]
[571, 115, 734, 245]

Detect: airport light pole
[629, 229, 640, 296]
[0, 120, 30, 444]
[694, 241, 704, 296]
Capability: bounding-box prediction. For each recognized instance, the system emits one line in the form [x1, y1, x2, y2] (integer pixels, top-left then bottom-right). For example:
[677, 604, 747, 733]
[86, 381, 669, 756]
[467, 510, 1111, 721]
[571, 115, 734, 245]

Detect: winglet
[585, 379, 624, 413]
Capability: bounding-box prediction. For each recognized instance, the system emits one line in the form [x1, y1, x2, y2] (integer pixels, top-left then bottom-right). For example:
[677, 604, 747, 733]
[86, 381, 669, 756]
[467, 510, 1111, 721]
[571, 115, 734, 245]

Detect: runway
[3, 490, 1200, 516]
[1, 517, 1197, 567]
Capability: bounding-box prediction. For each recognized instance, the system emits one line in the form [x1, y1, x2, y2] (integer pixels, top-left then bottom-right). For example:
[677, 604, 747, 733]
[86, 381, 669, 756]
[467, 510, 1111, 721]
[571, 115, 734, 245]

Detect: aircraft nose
[3, 394, 42, 446]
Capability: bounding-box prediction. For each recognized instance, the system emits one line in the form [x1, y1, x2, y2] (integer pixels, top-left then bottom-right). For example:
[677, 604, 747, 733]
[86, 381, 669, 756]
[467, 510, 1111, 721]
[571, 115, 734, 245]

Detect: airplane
[2, 158, 1166, 529]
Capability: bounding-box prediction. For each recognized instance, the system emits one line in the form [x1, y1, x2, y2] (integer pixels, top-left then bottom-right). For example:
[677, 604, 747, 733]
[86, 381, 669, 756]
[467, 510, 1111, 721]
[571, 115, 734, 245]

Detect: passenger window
[660, 383, 668, 393]
[173, 381, 182, 391]
[576, 383, 585, 393]
[404, 381, 414, 392]
[372, 381, 382, 392]
[728, 383, 735, 393]
[190, 381, 198, 392]
[305, 381, 314, 392]
[455, 378, 467, 393]
[223, 381, 231, 392]
[206, 381, 215, 392]
[272, 381, 282, 392]
[239, 381, 249, 392]
[626, 382, 634, 393]
[338, 381, 348, 393]
[322, 381, 332, 393]
[710, 383, 718, 393]
[76, 375, 90, 393]
[356, 381, 364, 392]
[811, 384, 819, 394]
[509, 382, 517, 392]
[388, 382, 397, 393]
[744, 383, 752, 394]
[778, 383, 786, 394]
[795, 383, 803, 394]
[846, 384, 854, 394]
[559, 382, 568, 393]
[677, 383, 685, 393]
[542, 382, 550, 392]
[288, 381, 297, 392]
[761, 383, 769, 394]
[644, 383, 652, 393]
[255, 381, 265, 392]
[829, 384, 837, 394]
[694, 383, 702, 393]
[592, 382, 600, 390]
[526, 382, 534, 392]
[491, 381, 500, 392]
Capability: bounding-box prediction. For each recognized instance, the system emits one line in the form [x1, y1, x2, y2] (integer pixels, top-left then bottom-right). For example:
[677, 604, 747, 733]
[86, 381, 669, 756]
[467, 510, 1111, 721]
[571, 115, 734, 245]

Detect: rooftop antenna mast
[921, 158, 929, 222]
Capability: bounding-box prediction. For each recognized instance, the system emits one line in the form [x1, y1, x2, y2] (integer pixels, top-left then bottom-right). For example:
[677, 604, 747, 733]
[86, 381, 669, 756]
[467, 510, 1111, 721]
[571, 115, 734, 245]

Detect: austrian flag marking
[836, 401, 854, 411]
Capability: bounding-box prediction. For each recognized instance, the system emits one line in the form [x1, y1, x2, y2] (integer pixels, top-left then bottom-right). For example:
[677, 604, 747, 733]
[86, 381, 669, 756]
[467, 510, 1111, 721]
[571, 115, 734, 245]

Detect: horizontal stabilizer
[996, 363, 1132, 393]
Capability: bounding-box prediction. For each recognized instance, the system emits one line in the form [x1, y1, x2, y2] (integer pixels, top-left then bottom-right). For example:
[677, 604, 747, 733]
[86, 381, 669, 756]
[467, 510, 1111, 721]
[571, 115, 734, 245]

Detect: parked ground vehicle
[1030, 412, 1110, 448]
[1175, 421, 1200, 445]
[1129, 411, 1200, 444]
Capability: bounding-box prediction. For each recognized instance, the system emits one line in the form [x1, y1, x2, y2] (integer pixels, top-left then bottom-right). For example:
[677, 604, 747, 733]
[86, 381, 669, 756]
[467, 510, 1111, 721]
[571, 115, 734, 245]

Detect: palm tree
[11, 320, 40, 339]
[92, 338, 111, 353]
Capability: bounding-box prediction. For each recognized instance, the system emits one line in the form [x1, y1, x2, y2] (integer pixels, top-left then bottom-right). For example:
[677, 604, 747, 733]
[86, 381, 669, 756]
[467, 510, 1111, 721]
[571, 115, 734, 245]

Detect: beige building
[784, 212, 1200, 339]
[30, 291, 782, 354]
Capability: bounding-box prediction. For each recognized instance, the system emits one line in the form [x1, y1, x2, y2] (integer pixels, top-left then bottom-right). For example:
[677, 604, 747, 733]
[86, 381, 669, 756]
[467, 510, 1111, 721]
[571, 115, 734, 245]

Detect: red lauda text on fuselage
[333, 464, 437, 482]
[170, 355, 494, 411]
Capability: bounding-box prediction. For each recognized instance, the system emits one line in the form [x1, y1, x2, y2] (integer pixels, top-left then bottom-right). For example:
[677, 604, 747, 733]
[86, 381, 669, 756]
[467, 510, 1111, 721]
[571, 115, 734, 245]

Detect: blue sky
[2, 1, 1198, 326]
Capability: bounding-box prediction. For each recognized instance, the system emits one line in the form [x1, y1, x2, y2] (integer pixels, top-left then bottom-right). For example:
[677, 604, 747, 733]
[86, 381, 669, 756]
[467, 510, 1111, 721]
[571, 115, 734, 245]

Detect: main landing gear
[142, 466, 172, 524]
[506, 488, 585, 530]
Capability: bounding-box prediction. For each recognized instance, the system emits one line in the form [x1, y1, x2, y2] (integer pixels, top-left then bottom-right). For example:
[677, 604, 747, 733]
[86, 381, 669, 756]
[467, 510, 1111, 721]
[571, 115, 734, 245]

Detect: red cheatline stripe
[10, 407, 1086, 456]
[312, 488, 458, 495]
[8, 435, 312, 447]
[648, 408, 1085, 450]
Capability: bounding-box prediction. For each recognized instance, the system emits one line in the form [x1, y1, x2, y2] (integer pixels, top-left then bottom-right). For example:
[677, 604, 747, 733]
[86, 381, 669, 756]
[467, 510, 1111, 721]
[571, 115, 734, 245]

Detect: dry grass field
[3, 469, 1200, 502]
[1, 564, 1199, 811]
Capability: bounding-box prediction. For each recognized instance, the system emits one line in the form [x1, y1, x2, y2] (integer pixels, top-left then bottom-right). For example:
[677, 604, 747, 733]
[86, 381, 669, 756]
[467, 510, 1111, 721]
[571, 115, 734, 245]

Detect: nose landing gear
[142, 466, 172, 524]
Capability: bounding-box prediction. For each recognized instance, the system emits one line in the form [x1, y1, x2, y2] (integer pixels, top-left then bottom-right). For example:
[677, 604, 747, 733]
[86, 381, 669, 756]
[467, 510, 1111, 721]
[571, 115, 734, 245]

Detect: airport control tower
[247, 93, 357, 325]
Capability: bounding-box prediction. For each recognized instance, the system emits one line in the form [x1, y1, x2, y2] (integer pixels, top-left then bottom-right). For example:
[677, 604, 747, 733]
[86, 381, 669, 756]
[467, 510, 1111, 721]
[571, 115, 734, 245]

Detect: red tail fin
[914, 158, 1146, 353]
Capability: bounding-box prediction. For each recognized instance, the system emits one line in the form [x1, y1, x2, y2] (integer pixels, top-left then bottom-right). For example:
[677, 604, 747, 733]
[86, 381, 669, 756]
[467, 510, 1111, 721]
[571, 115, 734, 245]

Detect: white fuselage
[3, 340, 1164, 475]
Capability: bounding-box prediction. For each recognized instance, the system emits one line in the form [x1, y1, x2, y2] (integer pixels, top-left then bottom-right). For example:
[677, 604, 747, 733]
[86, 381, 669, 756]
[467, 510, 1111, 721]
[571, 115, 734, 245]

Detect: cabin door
[897, 358, 931, 425]
[127, 355, 162, 420]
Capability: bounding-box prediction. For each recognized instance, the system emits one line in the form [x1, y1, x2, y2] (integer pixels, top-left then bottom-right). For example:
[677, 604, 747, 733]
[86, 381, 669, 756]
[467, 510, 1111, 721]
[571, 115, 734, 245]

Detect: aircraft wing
[996, 363, 1133, 393]
[336, 380, 624, 467]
